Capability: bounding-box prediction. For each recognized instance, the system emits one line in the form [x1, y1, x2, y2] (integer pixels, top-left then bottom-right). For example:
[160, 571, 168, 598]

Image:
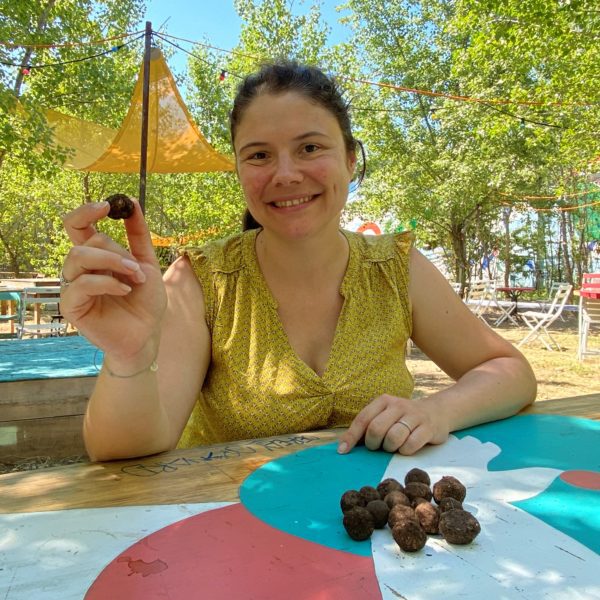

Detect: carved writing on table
[120, 435, 321, 477]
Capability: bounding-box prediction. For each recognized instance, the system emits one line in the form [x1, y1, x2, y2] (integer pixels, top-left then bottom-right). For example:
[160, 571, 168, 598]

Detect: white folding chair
[16, 286, 67, 338]
[518, 283, 573, 351]
[464, 281, 494, 322]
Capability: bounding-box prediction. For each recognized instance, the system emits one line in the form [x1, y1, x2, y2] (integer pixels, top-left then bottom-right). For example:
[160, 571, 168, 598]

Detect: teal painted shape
[454, 414, 599, 473]
[514, 476, 599, 555]
[456, 414, 599, 554]
[240, 443, 391, 556]
[0, 336, 102, 381]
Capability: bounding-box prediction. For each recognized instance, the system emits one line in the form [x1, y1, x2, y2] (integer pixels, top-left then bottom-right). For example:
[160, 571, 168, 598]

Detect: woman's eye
[303, 144, 319, 153]
[249, 151, 267, 160]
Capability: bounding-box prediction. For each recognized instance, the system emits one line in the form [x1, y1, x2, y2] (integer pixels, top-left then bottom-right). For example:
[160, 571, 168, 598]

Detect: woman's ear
[347, 151, 357, 175]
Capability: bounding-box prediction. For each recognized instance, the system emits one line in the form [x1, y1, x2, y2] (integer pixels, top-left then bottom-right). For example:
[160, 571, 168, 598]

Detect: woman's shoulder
[343, 229, 414, 262]
[183, 230, 257, 274]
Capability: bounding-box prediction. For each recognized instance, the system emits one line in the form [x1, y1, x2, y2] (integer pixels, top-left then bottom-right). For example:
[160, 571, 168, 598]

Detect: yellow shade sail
[45, 47, 234, 173]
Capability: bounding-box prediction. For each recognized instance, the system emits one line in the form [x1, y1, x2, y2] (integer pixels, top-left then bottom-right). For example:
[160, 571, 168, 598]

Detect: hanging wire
[153, 32, 244, 80]
[0, 30, 145, 49]
[0, 34, 144, 70]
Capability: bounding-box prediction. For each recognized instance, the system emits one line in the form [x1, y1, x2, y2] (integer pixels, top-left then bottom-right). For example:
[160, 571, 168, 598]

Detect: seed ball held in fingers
[105, 193, 135, 220]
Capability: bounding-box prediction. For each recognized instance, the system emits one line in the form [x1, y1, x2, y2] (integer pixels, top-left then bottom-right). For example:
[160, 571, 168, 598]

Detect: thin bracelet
[94, 348, 158, 378]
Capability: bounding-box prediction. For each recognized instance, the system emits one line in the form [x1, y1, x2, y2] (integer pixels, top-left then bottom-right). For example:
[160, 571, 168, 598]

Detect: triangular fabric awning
[45, 47, 234, 173]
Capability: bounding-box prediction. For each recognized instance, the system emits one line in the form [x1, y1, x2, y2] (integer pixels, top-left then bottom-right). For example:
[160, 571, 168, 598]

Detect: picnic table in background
[494, 285, 536, 325]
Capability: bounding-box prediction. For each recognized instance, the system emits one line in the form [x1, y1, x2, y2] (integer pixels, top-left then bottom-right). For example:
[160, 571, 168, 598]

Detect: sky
[143, 0, 352, 75]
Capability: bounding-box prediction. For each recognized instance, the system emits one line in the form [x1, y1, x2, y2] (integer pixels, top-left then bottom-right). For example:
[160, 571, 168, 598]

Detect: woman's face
[233, 91, 356, 240]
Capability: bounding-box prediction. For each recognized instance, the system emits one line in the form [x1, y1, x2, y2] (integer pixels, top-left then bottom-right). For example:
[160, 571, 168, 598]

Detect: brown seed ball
[366, 499, 390, 529]
[404, 481, 433, 503]
[433, 476, 467, 504]
[404, 467, 431, 486]
[415, 501, 441, 534]
[439, 509, 481, 544]
[391, 520, 427, 552]
[340, 490, 365, 513]
[384, 490, 411, 509]
[105, 193, 134, 220]
[388, 504, 418, 528]
[343, 507, 374, 541]
[438, 497, 463, 513]
[411, 497, 428, 508]
[377, 478, 404, 499]
[359, 485, 380, 505]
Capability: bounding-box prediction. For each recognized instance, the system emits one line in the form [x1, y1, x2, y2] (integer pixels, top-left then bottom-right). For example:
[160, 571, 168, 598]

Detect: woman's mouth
[271, 195, 316, 208]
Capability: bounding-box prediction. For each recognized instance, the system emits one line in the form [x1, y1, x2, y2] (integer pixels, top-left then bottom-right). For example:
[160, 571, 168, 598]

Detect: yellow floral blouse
[178, 228, 414, 447]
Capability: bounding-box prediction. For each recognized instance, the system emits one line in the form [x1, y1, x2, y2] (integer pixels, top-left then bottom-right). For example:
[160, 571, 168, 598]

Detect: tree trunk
[502, 206, 512, 286]
[559, 209, 573, 286]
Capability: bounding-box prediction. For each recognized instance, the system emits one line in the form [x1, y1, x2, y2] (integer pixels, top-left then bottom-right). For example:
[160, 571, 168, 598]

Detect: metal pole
[138, 21, 152, 214]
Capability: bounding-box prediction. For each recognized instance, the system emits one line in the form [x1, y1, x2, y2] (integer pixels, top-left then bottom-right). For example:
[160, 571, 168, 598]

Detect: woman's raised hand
[60, 200, 167, 362]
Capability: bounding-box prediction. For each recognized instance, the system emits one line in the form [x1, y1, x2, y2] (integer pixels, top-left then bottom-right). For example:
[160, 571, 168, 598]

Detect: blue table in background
[0, 336, 103, 461]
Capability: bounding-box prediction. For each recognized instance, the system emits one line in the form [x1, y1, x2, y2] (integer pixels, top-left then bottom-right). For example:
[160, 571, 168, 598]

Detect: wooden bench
[0, 336, 101, 461]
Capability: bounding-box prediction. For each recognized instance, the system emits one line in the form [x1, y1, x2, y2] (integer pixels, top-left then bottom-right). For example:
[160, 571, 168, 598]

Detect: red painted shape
[86, 503, 381, 599]
[560, 470, 600, 490]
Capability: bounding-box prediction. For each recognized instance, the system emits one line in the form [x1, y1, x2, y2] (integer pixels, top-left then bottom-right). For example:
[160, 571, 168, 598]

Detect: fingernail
[119, 283, 132, 293]
[122, 258, 140, 271]
[96, 201, 109, 210]
[337, 442, 348, 454]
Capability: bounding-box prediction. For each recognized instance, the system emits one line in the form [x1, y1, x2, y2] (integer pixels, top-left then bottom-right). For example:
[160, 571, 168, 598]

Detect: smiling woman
[57, 60, 536, 463]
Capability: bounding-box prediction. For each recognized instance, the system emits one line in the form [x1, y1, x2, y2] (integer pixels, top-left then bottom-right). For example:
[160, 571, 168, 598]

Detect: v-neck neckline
[242, 229, 355, 381]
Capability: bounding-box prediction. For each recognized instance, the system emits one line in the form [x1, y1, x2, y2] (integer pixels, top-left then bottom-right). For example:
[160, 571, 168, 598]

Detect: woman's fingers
[122, 200, 160, 266]
[62, 201, 109, 245]
[61, 245, 146, 287]
[337, 396, 390, 453]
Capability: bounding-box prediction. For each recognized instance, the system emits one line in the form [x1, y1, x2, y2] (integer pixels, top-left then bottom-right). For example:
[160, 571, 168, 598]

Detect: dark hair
[232, 61, 366, 231]
[231, 60, 357, 155]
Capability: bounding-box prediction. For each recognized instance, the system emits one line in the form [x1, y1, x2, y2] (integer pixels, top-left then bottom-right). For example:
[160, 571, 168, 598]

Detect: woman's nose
[272, 155, 303, 186]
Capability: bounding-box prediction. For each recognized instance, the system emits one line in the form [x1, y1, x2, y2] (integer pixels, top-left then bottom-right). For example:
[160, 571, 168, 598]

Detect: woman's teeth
[273, 195, 313, 208]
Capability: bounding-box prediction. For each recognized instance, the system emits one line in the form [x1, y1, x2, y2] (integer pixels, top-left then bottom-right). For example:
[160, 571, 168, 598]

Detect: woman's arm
[60, 200, 210, 461]
[83, 256, 210, 461]
[338, 248, 537, 455]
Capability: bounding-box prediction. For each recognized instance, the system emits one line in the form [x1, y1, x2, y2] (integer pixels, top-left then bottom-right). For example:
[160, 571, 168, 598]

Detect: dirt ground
[1, 310, 597, 474]
[409, 310, 599, 401]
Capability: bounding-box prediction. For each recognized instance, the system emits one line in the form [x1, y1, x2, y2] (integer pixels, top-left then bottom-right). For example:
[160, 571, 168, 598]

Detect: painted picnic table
[0, 336, 102, 460]
[0, 393, 598, 600]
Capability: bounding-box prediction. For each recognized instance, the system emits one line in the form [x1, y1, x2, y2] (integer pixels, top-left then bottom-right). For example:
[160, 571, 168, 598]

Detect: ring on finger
[59, 270, 73, 288]
[396, 419, 413, 434]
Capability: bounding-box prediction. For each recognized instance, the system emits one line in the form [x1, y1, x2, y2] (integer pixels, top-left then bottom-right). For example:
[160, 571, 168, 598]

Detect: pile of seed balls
[340, 468, 481, 552]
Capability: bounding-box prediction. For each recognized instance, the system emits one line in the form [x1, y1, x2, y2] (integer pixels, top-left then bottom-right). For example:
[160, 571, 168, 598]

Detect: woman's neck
[255, 226, 349, 286]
